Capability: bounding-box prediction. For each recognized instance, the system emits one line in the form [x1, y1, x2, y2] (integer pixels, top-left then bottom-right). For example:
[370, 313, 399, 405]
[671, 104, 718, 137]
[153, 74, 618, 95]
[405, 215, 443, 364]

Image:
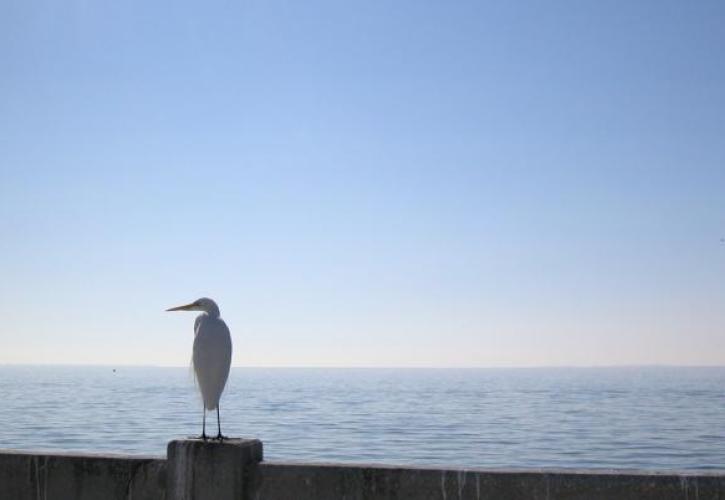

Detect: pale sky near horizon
[1, 1, 724, 367]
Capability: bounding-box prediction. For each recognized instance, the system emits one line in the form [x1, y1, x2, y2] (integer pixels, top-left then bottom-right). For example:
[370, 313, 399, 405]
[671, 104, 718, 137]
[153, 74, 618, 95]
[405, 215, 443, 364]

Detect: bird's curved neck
[200, 307, 220, 319]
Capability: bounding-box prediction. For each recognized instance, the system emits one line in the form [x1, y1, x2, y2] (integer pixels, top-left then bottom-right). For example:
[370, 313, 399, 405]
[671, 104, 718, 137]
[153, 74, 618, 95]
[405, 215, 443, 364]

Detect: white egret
[166, 297, 232, 440]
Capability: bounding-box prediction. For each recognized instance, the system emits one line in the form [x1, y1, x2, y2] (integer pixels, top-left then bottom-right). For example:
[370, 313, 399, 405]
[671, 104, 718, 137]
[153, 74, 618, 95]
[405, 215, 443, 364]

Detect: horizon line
[1, 363, 724, 370]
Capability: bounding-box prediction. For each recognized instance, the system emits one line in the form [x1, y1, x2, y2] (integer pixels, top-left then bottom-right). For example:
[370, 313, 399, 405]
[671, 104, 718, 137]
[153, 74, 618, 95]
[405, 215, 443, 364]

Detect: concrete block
[167, 439, 263, 500]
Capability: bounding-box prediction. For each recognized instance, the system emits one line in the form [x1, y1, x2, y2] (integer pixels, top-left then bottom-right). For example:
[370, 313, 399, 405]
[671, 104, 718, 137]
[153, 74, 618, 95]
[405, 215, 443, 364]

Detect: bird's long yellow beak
[166, 302, 196, 312]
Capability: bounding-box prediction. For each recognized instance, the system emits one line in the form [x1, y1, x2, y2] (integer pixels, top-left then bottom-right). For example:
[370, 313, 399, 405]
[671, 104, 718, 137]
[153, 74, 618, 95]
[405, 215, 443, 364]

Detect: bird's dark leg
[200, 409, 208, 440]
[215, 405, 226, 440]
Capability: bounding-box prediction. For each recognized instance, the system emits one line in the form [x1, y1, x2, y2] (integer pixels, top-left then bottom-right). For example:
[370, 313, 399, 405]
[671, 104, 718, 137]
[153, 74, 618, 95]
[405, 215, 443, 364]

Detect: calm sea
[0, 366, 723, 470]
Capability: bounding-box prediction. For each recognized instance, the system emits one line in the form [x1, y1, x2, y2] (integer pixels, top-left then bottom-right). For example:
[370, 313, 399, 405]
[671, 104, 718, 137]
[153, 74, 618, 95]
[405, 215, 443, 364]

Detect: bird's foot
[193, 433, 208, 441]
[214, 433, 227, 441]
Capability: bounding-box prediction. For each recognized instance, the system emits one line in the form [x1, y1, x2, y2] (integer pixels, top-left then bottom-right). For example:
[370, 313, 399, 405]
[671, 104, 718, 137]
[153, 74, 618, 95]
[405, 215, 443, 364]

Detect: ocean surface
[0, 366, 723, 471]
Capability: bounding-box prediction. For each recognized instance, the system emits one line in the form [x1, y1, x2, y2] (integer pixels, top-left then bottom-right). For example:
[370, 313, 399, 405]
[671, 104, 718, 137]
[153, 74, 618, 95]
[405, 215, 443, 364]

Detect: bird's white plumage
[193, 313, 232, 410]
[166, 297, 232, 438]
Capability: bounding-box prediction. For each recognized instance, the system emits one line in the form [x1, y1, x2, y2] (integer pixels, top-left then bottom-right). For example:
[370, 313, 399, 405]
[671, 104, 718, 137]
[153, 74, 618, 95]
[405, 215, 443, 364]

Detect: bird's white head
[166, 297, 220, 318]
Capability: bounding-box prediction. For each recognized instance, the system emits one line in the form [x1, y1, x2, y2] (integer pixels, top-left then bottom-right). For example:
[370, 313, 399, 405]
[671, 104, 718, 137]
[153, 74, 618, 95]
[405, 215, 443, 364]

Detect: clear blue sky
[1, 0, 723, 366]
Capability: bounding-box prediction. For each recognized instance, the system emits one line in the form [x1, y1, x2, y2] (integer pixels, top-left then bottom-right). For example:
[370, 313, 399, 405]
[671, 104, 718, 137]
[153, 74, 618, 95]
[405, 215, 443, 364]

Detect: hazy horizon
[2, 1, 724, 367]
[3, 363, 725, 370]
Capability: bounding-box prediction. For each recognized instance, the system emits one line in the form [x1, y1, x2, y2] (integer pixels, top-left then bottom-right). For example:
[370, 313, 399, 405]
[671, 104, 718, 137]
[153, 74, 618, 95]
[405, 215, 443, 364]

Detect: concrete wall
[252, 462, 725, 500]
[1, 441, 724, 500]
[0, 449, 165, 500]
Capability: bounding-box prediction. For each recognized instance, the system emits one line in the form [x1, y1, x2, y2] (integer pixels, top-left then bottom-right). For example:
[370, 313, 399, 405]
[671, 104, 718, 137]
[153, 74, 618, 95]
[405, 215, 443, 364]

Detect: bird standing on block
[166, 297, 232, 440]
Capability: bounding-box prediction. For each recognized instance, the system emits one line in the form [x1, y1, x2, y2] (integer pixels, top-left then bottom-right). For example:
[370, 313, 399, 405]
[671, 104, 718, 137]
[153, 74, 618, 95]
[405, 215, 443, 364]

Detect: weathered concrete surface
[0, 448, 165, 500]
[167, 438, 263, 500]
[2, 442, 725, 499]
[250, 462, 725, 500]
